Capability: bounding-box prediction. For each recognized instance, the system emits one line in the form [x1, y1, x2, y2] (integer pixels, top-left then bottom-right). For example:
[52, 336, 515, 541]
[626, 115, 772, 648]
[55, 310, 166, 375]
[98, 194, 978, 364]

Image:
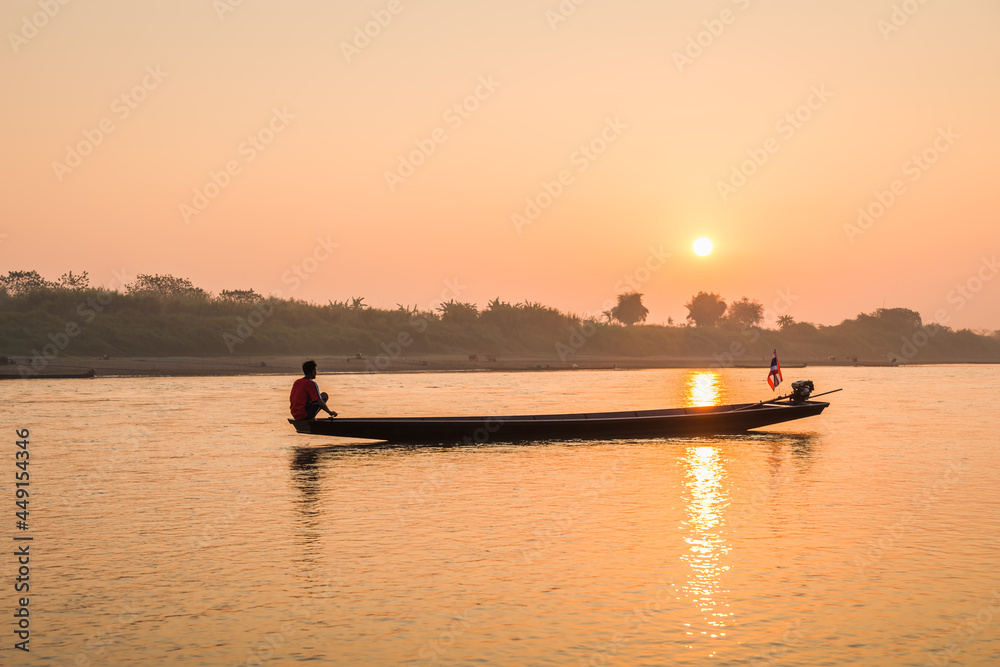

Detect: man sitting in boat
[290, 360, 337, 420]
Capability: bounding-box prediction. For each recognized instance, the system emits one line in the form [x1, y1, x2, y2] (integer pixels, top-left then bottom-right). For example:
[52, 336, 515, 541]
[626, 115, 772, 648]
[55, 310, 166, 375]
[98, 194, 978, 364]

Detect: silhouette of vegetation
[58, 271, 90, 290]
[0, 270, 56, 296]
[437, 300, 479, 323]
[721, 297, 764, 330]
[856, 307, 922, 331]
[685, 292, 727, 327]
[218, 289, 262, 304]
[611, 292, 649, 326]
[126, 274, 208, 299]
[1, 270, 998, 363]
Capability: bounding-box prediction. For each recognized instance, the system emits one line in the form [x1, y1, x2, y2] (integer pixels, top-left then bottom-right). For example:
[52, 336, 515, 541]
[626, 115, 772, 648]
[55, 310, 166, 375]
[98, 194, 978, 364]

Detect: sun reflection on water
[680, 445, 733, 644]
[685, 371, 722, 406]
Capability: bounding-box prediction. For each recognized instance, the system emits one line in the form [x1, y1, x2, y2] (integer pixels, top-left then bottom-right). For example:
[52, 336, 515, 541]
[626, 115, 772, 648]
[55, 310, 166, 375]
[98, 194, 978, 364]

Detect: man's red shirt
[289, 377, 320, 419]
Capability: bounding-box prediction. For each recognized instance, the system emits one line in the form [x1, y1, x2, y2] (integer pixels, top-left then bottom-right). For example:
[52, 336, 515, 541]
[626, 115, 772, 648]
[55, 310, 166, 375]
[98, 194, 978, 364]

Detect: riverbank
[2, 354, 994, 378]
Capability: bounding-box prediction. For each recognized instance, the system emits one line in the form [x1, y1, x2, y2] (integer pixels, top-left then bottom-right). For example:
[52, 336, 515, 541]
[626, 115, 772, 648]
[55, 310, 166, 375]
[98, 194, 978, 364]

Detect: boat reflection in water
[290, 447, 326, 571]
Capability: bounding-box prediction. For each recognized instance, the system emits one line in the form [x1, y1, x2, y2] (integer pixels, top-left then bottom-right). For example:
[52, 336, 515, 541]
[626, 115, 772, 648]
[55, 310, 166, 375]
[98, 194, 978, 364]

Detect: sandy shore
[0, 354, 920, 378]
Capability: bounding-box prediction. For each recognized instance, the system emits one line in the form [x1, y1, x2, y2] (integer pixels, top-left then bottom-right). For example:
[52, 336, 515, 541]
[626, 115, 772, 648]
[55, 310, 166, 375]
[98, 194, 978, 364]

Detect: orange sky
[3, 0, 999, 329]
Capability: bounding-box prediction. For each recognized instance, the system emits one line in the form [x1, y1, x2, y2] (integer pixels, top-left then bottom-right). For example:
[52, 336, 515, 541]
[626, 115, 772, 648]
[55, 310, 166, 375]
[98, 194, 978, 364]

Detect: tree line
[0, 270, 780, 330]
[2, 270, 996, 336]
[2, 270, 998, 363]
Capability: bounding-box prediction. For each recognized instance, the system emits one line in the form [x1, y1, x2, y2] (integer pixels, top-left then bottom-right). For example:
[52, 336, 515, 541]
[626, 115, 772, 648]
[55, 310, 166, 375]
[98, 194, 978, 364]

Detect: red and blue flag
[767, 349, 782, 391]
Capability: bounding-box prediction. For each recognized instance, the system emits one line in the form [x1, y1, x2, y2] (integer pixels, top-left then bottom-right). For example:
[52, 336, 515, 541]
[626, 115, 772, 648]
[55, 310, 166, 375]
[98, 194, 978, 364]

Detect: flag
[767, 349, 782, 391]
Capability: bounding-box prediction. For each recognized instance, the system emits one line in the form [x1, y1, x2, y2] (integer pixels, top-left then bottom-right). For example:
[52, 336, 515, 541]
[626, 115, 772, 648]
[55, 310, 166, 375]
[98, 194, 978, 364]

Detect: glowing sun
[693, 237, 714, 257]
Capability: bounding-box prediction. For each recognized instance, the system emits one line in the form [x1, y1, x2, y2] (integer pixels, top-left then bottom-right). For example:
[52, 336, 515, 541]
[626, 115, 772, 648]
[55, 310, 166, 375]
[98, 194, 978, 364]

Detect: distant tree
[685, 291, 727, 327]
[722, 297, 764, 330]
[125, 274, 207, 299]
[777, 315, 795, 330]
[218, 289, 262, 304]
[509, 300, 569, 329]
[888, 307, 922, 329]
[611, 292, 649, 326]
[437, 300, 479, 323]
[58, 271, 90, 290]
[858, 307, 922, 330]
[480, 298, 516, 329]
[0, 270, 55, 296]
[349, 296, 366, 310]
[784, 321, 818, 335]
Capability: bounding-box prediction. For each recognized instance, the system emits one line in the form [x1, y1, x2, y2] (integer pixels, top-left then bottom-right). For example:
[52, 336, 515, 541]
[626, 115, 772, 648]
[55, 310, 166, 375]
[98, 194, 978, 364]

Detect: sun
[693, 237, 713, 257]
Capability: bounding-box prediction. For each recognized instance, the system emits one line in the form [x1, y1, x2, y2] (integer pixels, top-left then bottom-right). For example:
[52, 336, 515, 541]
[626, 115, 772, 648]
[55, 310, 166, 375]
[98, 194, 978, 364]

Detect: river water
[3, 366, 999, 665]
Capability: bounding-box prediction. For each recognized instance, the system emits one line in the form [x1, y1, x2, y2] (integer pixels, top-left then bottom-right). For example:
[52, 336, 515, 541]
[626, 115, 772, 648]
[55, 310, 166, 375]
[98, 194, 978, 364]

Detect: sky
[3, 0, 999, 329]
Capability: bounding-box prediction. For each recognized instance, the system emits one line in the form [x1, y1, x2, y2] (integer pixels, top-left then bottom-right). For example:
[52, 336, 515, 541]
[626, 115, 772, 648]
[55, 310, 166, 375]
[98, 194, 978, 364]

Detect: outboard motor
[790, 380, 815, 404]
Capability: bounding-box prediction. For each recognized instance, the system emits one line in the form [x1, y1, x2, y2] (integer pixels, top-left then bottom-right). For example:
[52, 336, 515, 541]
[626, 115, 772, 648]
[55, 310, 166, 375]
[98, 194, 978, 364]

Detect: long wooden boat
[0, 369, 96, 380]
[288, 389, 836, 443]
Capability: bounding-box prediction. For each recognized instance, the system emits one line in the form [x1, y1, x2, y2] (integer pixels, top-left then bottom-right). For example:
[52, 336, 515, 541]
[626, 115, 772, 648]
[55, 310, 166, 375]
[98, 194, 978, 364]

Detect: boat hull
[288, 400, 829, 443]
[0, 369, 96, 380]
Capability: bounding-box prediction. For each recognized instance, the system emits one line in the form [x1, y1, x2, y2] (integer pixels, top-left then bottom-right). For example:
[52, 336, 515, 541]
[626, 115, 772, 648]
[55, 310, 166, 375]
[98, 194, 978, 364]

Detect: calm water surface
[3, 366, 999, 665]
